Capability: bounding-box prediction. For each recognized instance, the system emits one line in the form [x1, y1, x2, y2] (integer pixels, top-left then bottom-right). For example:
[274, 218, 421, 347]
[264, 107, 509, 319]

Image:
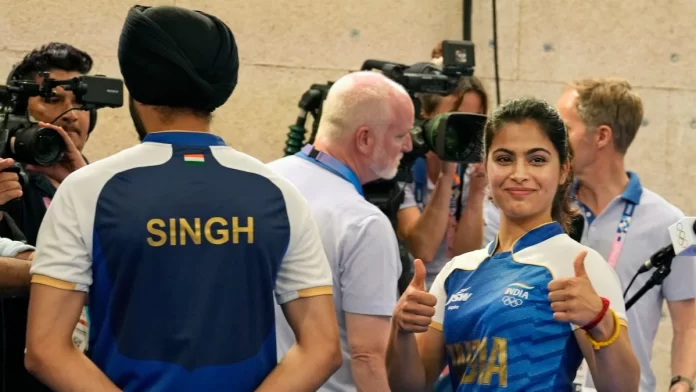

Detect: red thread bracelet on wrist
[581, 297, 610, 331]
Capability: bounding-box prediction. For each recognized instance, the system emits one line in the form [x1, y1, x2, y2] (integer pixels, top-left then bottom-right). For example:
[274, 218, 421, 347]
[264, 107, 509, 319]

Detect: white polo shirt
[574, 172, 696, 392]
[269, 153, 402, 392]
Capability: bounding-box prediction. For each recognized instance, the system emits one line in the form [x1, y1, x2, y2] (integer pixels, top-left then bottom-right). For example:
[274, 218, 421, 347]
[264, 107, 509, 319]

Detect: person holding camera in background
[387, 96, 640, 392]
[397, 69, 499, 290]
[0, 42, 92, 246]
[557, 78, 696, 392]
[270, 70, 413, 391]
[0, 42, 91, 392]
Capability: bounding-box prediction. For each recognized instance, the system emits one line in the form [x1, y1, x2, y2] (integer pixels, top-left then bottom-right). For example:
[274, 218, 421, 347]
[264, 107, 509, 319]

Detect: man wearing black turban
[121, 6, 238, 113]
[118, 4, 240, 140]
[24, 5, 342, 392]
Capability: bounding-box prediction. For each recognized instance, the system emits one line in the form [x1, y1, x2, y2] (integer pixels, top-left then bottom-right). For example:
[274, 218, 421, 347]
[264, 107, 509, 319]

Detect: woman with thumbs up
[386, 97, 640, 392]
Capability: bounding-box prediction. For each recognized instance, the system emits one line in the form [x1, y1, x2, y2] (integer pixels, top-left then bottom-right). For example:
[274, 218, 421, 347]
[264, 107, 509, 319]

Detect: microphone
[637, 217, 696, 274]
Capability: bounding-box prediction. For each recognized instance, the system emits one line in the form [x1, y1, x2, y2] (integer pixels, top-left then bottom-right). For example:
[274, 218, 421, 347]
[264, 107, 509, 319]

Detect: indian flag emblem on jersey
[184, 154, 205, 165]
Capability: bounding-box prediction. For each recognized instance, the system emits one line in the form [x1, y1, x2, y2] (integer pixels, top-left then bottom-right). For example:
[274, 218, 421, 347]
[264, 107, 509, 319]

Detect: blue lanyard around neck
[295, 144, 364, 197]
[605, 200, 637, 268]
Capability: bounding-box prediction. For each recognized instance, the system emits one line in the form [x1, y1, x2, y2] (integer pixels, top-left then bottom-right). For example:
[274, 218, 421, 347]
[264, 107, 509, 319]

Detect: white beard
[373, 163, 399, 180]
[370, 146, 402, 180]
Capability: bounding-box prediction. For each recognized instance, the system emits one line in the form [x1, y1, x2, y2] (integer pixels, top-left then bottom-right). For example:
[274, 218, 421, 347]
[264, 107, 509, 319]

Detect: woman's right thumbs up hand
[392, 259, 438, 334]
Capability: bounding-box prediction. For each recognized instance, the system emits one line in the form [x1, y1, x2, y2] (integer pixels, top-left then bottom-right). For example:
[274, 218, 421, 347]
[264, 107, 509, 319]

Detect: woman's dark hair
[482, 96, 578, 232]
[420, 75, 489, 116]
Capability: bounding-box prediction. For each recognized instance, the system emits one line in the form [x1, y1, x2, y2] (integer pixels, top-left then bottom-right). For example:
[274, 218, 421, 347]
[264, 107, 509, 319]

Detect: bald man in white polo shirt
[269, 71, 414, 392]
[558, 77, 696, 392]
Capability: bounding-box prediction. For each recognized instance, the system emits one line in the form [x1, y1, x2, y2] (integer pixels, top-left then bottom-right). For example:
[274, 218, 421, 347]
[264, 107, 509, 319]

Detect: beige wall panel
[0, 52, 24, 77]
[176, 0, 462, 70]
[624, 88, 672, 201]
[82, 64, 348, 163]
[0, 0, 174, 58]
[517, 1, 674, 88]
[662, 90, 696, 214]
[207, 65, 348, 163]
[470, 0, 521, 81]
[480, 79, 566, 106]
[666, 0, 696, 89]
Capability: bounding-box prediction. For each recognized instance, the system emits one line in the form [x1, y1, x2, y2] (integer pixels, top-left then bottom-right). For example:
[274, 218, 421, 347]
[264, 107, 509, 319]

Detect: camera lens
[443, 114, 485, 163]
[9, 125, 65, 166]
[425, 112, 486, 163]
[33, 128, 65, 165]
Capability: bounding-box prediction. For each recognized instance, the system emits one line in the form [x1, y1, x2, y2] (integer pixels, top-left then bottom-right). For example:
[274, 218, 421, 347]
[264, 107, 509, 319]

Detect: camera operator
[270, 70, 413, 391]
[556, 77, 696, 392]
[0, 42, 93, 246]
[397, 75, 499, 289]
[0, 42, 90, 392]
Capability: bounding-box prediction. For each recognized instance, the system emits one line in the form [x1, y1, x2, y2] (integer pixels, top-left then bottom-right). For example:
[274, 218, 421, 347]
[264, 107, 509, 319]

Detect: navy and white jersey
[429, 222, 627, 392]
[29, 132, 333, 391]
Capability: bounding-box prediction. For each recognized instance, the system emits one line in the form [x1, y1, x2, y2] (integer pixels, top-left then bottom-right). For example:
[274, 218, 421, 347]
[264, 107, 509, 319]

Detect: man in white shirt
[557, 77, 696, 392]
[270, 70, 413, 391]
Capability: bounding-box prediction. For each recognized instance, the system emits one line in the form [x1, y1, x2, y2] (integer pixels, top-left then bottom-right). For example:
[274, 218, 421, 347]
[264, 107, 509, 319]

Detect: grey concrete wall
[1, 0, 686, 390]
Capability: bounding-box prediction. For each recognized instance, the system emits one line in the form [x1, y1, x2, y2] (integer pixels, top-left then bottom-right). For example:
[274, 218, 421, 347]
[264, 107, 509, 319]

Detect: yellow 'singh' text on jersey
[146, 217, 254, 246]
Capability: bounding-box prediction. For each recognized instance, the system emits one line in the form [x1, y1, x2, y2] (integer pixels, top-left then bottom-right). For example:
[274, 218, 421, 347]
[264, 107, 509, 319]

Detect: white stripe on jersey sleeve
[516, 235, 628, 330]
[30, 143, 173, 291]
[429, 249, 488, 331]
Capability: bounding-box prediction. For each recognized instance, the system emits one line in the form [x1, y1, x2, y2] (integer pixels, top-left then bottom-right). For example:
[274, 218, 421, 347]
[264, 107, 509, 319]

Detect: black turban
[118, 5, 239, 112]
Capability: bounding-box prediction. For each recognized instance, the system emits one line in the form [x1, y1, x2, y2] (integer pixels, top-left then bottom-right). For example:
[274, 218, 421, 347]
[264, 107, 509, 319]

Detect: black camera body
[356, 41, 486, 220]
[284, 40, 483, 161]
[282, 40, 486, 217]
[362, 40, 476, 95]
[360, 40, 484, 168]
[0, 72, 124, 167]
[283, 41, 485, 294]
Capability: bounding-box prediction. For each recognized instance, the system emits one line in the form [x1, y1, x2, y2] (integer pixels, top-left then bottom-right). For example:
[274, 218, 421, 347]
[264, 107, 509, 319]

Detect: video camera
[283, 40, 487, 220]
[283, 40, 487, 294]
[0, 71, 124, 167]
[284, 40, 486, 169]
[360, 41, 486, 170]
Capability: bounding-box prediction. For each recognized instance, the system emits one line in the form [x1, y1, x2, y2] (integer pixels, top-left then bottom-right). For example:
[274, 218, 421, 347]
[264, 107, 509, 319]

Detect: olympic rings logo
[502, 296, 523, 307]
[677, 222, 687, 248]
